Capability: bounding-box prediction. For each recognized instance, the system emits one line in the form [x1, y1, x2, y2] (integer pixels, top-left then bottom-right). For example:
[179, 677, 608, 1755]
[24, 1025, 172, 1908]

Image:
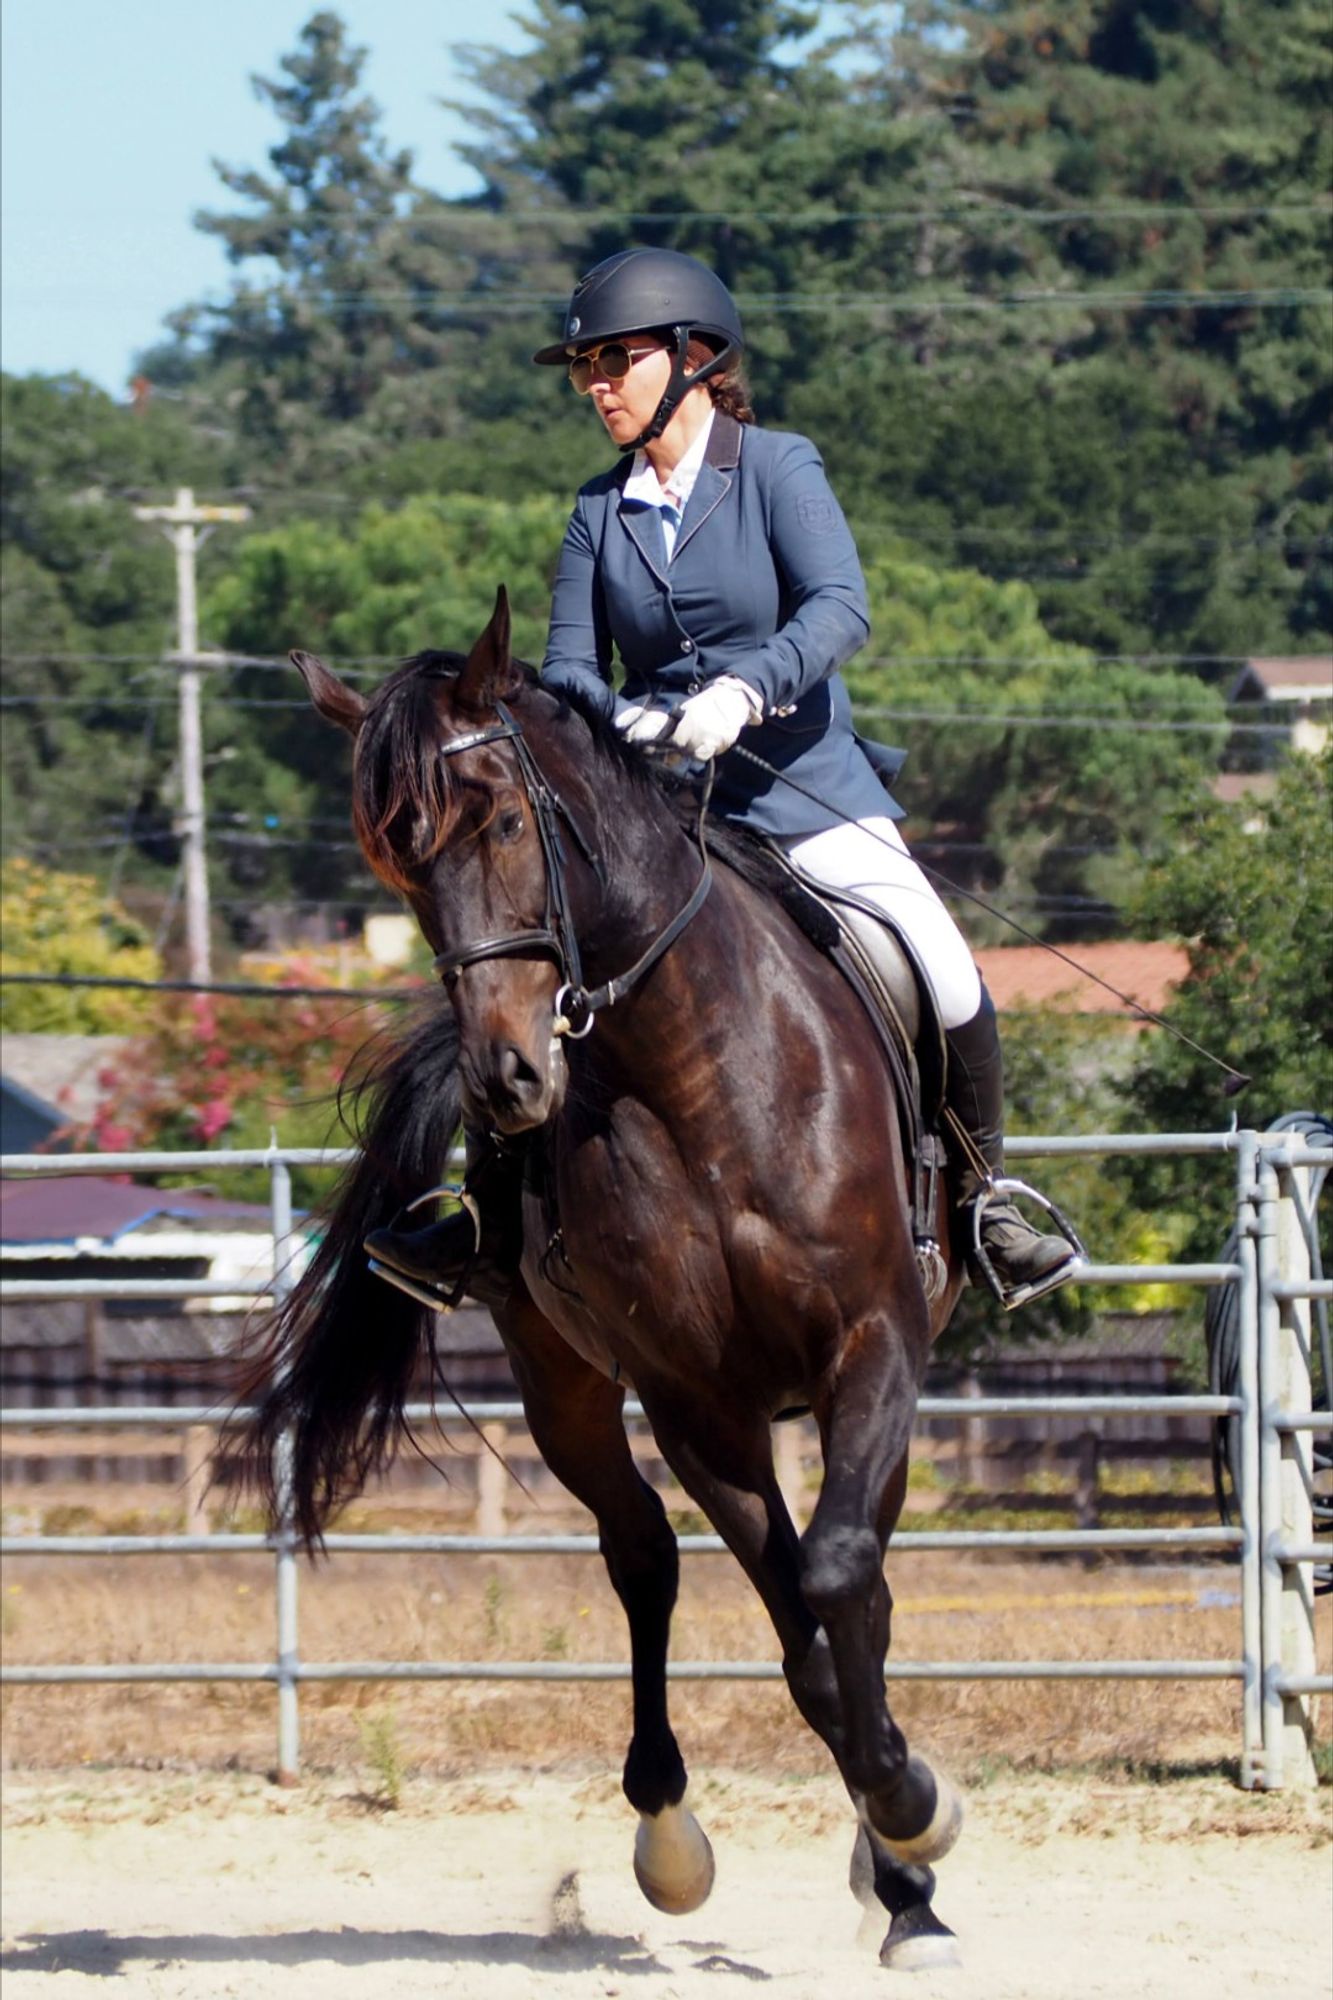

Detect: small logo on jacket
[797, 494, 836, 535]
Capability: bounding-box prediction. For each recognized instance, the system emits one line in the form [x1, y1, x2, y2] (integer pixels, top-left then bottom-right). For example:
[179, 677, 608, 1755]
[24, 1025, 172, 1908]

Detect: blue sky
[0, 2, 532, 392]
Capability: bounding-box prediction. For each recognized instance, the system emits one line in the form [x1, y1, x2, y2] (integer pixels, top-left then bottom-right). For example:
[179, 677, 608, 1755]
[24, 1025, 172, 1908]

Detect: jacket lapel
[672, 413, 741, 561]
[618, 502, 670, 586]
[615, 412, 743, 576]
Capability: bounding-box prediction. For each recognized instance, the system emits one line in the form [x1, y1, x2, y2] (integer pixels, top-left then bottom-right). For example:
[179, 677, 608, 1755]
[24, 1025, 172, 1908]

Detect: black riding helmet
[533, 248, 743, 452]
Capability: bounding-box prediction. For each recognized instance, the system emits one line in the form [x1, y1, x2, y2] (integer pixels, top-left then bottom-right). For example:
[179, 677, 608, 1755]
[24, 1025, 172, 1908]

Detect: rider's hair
[685, 334, 755, 425]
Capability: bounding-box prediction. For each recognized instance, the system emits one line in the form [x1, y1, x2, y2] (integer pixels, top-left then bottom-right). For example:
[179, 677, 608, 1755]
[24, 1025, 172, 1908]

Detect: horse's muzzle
[464, 1034, 568, 1135]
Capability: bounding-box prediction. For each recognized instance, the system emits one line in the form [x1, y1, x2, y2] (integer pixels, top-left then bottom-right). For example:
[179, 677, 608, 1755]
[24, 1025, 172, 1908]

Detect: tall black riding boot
[364, 1135, 525, 1312]
[944, 991, 1081, 1307]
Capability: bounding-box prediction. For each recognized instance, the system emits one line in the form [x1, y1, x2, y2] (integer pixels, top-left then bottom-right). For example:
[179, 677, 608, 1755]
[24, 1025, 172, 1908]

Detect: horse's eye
[498, 809, 524, 843]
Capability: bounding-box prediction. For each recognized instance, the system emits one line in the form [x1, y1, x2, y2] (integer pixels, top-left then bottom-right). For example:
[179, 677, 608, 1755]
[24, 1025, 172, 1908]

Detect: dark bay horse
[239, 588, 969, 1969]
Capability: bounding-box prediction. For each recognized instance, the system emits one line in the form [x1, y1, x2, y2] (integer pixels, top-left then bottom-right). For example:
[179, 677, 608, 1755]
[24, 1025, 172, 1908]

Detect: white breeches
[780, 816, 982, 1030]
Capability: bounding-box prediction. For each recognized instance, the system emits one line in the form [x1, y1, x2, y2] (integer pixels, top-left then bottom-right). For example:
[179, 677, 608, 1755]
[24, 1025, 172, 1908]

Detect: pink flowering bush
[81, 966, 430, 1200]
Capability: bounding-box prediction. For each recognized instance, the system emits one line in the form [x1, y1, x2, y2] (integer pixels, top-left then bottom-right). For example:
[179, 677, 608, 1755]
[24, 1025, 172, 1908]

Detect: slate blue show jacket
[541, 410, 904, 839]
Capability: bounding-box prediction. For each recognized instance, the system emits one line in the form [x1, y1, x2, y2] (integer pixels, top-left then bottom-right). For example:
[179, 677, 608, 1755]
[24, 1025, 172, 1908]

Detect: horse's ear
[290, 651, 367, 737]
[456, 585, 520, 715]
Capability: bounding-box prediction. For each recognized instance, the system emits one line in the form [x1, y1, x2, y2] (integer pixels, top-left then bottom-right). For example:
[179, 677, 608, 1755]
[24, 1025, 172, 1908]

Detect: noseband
[430, 700, 713, 1038]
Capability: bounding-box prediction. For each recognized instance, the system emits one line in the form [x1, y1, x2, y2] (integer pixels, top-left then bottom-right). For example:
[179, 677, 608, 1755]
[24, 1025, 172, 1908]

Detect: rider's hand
[616, 704, 674, 745]
[669, 677, 763, 761]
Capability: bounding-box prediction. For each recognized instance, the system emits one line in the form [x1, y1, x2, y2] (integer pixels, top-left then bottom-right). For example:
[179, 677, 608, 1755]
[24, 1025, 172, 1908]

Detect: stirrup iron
[969, 1175, 1086, 1312]
[366, 1181, 482, 1315]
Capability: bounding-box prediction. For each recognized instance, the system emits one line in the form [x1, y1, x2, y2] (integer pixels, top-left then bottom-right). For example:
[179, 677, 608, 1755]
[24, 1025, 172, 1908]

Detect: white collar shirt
[621, 407, 715, 562]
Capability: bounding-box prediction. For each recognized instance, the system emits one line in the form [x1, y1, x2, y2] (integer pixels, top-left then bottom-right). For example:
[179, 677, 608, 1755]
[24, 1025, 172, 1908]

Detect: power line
[853, 707, 1258, 736]
[0, 694, 1311, 738]
[0, 971, 424, 1002]
[6, 646, 1324, 671]
[15, 491, 1327, 552]
[16, 200, 1330, 226]
[210, 896, 404, 912]
[173, 286, 1330, 314]
[441, 201, 1333, 225]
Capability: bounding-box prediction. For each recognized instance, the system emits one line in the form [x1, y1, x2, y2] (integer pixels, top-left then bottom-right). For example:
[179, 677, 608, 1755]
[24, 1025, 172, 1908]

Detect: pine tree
[821, 0, 1333, 656]
[445, 0, 939, 415]
[180, 12, 454, 453]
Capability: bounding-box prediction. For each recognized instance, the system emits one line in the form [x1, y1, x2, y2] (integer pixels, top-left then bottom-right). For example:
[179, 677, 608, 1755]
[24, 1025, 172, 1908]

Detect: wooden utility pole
[133, 488, 251, 981]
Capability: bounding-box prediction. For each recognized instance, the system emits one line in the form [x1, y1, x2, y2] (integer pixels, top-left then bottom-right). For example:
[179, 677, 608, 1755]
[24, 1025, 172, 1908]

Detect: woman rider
[369, 248, 1079, 1309]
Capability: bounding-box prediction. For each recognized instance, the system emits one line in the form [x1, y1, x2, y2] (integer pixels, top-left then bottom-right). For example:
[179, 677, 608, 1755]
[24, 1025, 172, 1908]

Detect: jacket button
[680, 638, 694, 652]
[688, 680, 702, 693]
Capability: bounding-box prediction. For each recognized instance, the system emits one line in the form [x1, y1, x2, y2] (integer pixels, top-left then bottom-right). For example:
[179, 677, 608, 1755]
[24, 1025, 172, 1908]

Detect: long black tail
[221, 1003, 462, 1547]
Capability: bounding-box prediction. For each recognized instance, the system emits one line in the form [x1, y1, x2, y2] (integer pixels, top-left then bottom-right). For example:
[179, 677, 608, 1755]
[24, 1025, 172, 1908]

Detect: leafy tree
[849, 547, 1225, 938]
[0, 859, 162, 1032]
[0, 373, 241, 880]
[445, 0, 939, 419]
[1117, 747, 1333, 1256]
[191, 492, 569, 906]
[177, 12, 451, 457]
[825, 0, 1333, 657]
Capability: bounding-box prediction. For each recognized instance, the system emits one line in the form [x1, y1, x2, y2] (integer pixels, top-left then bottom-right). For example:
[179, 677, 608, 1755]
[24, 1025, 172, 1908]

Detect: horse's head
[293, 589, 574, 1135]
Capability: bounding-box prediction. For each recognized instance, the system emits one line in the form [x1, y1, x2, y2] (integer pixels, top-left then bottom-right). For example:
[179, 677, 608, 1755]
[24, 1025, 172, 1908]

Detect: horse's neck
[578, 762, 711, 959]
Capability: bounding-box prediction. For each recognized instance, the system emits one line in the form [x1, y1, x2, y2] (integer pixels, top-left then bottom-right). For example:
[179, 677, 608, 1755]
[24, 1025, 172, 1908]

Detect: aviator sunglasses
[567, 339, 661, 394]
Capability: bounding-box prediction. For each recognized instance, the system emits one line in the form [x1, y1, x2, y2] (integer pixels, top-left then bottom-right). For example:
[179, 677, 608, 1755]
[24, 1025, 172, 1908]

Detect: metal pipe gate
[2, 1133, 1328, 1789]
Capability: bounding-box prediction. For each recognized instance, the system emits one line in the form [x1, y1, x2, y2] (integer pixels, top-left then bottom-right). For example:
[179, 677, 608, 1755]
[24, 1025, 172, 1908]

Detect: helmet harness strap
[622, 324, 736, 453]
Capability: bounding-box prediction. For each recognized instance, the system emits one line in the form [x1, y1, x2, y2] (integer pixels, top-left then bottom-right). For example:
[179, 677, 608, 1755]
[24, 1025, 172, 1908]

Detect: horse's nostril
[498, 1043, 543, 1104]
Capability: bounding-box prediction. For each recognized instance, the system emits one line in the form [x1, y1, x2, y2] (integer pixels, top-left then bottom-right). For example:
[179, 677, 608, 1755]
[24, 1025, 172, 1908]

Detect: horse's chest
[523, 1110, 734, 1348]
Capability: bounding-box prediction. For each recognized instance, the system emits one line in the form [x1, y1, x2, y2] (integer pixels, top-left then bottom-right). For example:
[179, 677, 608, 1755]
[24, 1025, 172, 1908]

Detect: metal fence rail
[2, 1132, 1328, 1790]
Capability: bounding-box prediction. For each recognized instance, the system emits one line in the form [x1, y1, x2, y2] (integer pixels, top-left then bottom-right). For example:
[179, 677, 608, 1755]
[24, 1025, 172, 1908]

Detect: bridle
[429, 699, 713, 1038]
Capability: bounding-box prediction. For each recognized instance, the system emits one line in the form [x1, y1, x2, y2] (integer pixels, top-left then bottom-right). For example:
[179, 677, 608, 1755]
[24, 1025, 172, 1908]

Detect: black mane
[356, 650, 835, 951]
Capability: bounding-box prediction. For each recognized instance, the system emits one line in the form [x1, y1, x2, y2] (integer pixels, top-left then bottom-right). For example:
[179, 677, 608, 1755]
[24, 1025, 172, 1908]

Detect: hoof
[878, 1759, 964, 1868]
[633, 1800, 716, 1915]
[880, 1906, 961, 1973]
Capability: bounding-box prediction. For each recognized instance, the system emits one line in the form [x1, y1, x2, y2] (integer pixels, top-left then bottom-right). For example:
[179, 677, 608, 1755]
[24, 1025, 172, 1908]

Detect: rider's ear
[457, 585, 521, 714]
[290, 651, 367, 737]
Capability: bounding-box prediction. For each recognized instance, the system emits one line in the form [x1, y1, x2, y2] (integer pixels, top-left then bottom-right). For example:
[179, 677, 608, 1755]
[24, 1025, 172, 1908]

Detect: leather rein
[430, 699, 714, 1038]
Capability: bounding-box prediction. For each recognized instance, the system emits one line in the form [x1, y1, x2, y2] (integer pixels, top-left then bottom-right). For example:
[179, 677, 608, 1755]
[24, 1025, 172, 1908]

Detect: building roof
[0, 1176, 273, 1248]
[974, 940, 1189, 1017]
[1209, 772, 1279, 807]
[1228, 655, 1333, 703]
[0, 1035, 129, 1128]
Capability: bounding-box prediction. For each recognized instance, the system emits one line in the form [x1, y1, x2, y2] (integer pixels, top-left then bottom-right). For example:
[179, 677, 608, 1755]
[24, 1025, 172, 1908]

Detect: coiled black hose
[1205, 1111, 1332, 1592]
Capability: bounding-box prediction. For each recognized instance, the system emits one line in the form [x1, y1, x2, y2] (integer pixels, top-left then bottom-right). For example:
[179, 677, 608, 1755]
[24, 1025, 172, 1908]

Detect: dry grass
[4, 1452, 1328, 1788]
[6, 1543, 1318, 1784]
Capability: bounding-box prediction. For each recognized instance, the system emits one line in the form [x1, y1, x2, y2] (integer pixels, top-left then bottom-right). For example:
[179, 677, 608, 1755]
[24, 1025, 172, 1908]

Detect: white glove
[615, 703, 674, 745]
[669, 677, 763, 760]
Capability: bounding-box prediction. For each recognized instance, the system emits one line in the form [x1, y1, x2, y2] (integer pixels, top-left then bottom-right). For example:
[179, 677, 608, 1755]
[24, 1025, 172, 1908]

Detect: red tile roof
[1210, 772, 1279, 805]
[975, 940, 1189, 1017]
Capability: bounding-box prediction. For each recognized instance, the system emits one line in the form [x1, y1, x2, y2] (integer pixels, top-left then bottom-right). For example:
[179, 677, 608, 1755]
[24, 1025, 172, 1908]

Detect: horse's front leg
[496, 1293, 714, 1914]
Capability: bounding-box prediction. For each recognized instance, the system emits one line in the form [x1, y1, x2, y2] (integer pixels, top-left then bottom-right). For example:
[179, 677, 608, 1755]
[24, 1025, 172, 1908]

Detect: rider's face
[583, 338, 673, 448]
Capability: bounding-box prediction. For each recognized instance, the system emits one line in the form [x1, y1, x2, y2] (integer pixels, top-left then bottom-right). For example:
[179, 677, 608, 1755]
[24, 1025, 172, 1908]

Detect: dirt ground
[3, 1766, 1330, 2000]
[3, 1504, 1331, 1996]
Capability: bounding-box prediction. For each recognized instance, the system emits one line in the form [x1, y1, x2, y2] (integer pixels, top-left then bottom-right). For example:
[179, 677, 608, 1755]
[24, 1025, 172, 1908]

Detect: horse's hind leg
[799, 1328, 963, 1964]
[496, 1296, 714, 1914]
[642, 1404, 954, 1965]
